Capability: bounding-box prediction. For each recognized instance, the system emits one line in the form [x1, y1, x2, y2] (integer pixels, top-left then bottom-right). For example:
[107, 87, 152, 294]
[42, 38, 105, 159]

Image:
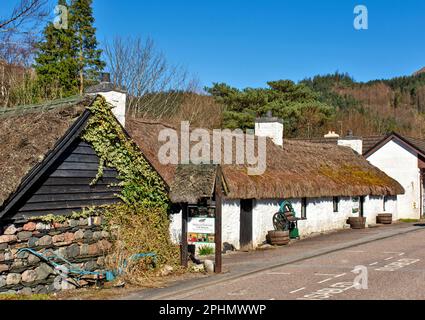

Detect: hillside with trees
[206, 70, 425, 139]
[301, 71, 425, 138]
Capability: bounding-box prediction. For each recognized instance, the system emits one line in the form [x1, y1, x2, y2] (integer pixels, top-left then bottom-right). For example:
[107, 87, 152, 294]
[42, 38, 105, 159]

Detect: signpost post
[180, 167, 222, 273]
[181, 203, 188, 267]
[214, 167, 223, 274]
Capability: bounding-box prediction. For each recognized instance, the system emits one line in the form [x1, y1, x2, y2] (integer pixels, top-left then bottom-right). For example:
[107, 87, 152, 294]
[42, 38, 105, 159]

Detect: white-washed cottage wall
[367, 139, 420, 220]
[169, 211, 182, 244]
[168, 195, 397, 251]
[221, 200, 241, 248]
[363, 195, 397, 223]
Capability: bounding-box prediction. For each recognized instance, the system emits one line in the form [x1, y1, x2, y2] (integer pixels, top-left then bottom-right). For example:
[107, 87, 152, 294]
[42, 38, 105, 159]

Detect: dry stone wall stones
[74, 229, 84, 241]
[0, 235, 17, 244]
[68, 219, 79, 228]
[36, 235, 53, 247]
[88, 244, 99, 256]
[28, 237, 38, 247]
[23, 222, 37, 232]
[63, 232, 74, 244]
[67, 244, 80, 258]
[19, 287, 33, 295]
[6, 273, 21, 286]
[80, 244, 89, 256]
[35, 263, 54, 281]
[83, 230, 93, 241]
[28, 254, 40, 265]
[93, 232, 102, 241]
[16, 250, 29, 259]
[36, 223, 50, 231]
[0, 276, 6, 288]
[21, 270, 37, 283]
[34, 285, 48, 294]
[4, 225, 18, 235]
[52, 234, 65, 244]
[17, 232, 32, 241]
[0, 264, 9, 273]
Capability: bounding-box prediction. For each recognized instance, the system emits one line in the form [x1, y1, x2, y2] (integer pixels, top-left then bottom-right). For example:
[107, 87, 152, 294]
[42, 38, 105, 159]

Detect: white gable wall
[366, 139, 420, 220]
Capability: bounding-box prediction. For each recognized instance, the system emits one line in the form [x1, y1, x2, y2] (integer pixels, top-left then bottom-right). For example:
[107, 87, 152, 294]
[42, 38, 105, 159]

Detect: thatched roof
[170, 165, 217, 204]
[0, 104, 405, 208]
[0, 96, 94, 207]
[126, 119, 404, 201]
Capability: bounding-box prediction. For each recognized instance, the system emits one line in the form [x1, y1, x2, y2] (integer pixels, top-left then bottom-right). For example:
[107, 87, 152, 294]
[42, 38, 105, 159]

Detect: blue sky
[5, 0, 425, 88]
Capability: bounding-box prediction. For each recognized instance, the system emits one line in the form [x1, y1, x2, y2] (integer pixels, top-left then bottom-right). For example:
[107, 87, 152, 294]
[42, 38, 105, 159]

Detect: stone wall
[0, 216, 113, 295]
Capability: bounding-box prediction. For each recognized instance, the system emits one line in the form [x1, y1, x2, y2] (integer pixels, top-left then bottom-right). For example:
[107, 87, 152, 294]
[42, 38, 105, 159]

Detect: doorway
[240, 199, 253, 251]
[359, 196, 365, 217]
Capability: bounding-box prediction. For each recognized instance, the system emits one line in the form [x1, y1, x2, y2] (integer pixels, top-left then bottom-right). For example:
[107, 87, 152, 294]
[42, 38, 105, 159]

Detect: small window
[301, 198, 307, 219]
[383, 196, 388, 212]
[333, 197, 340, 213]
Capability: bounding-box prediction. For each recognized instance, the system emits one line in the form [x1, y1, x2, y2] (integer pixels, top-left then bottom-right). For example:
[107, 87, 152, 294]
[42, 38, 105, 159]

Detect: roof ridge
[0, 95, 85, 117]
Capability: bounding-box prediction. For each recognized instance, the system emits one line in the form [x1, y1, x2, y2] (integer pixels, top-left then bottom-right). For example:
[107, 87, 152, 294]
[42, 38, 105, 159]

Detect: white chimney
[337, 130, 363, 154]
[85, 73, 127, 127]
[324, 131, 340, 138]
[254, 111, 284, 147]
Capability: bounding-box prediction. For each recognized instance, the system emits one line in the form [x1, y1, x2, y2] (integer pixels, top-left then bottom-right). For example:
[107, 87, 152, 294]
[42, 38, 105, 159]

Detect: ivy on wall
[82, 97, 168, 208]
[81, 96, 179, 275]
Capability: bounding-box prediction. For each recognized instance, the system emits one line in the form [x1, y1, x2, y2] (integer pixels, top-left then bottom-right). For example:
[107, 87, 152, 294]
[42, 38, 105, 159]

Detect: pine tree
[69, 0, 105, 94]
[34, 0, 79, 98]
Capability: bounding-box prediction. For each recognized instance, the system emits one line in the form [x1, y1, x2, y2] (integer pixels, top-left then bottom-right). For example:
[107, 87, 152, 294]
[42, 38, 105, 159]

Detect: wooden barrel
[268, 230, 290, 246]
[348, 217, 366, 229]
[377, 214, 393, 225]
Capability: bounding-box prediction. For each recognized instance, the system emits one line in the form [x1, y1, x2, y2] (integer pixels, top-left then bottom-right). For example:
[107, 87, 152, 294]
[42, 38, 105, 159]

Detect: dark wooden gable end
[0, 110, 121, 222]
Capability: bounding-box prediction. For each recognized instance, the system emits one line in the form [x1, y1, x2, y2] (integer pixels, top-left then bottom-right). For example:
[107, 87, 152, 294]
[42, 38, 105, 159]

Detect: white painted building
[160, 117, 403, 251]
[363, 134, 425, 220]
[169, 195, 398, 250]
[301, 131, 425, 221]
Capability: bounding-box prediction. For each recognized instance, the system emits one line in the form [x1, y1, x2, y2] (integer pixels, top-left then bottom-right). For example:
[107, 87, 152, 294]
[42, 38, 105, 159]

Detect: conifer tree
[69, 0, 105, 94]
[34, 0, 104, 98]
[34, 0, 78, 98]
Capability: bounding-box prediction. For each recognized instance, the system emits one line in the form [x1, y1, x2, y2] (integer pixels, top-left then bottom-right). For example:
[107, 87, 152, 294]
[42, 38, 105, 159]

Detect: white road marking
[385, 257, 394, 261]
[267, 272, 291, 275]
[227, 290, 247, 296]
[333, 273, 346, 278]
[290, 287, 306, 294]
[318, 278, 333, 284]
[369, 262, 379, 266]
[315, 273, 338, 276]
[375, 258, 420, 272]
[384, 252, 405, 256]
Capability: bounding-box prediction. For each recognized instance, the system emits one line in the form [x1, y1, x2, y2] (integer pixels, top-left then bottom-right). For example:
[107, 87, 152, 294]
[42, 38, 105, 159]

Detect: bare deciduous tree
[104, 36, 198, 118]
[0, 0, 47, 31]
[0, 0, 48, 106]
[0, 0, 48, 65]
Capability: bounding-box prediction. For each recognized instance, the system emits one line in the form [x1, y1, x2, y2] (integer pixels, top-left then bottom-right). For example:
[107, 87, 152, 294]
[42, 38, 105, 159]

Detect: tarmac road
[165, 228, 425, 300]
